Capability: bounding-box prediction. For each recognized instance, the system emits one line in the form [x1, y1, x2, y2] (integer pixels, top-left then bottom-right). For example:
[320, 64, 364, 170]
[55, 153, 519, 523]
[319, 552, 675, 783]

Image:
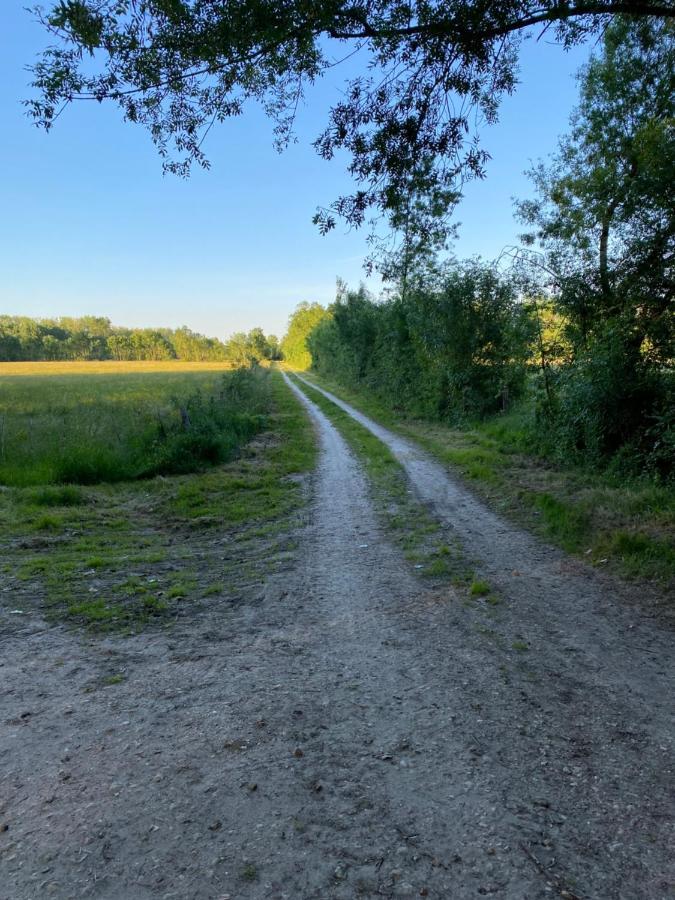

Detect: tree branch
[328, 2, 675, 41]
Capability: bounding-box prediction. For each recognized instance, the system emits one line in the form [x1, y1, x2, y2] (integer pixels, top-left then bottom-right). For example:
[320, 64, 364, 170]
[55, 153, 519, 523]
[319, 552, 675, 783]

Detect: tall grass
[0, 363, 266, 486]
[0, 369, 317, 631]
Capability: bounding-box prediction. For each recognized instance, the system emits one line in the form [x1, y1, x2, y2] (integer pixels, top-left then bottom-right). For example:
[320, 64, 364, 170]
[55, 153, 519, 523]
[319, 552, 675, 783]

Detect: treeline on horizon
[284, 20, 674, 481]
[0, 315, 281, 365]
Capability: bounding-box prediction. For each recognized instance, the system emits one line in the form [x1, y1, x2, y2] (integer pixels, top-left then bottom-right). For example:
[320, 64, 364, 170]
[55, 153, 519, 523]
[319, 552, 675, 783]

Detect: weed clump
[145, 387, 264, 477]
[470, 579, 490, 597]
[28, 485, 86, 506]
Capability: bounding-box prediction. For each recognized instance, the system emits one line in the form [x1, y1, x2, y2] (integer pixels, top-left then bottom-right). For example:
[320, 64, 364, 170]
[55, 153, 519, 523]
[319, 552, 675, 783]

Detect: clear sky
[1, 3, 591, 340]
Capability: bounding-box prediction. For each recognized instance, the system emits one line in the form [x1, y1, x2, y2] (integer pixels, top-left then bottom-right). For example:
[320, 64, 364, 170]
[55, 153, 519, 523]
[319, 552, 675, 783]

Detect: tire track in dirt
[287, 371, 675, 898]
[292, 374, 673, 707]
[0, 376, 672, 900]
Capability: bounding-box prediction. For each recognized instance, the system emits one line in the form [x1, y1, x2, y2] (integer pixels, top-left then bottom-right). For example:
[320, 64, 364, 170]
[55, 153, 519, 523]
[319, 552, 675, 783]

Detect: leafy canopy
[513, 18, 674, 464]
[281, 301, 331, 369]
[28, 1, 675, 253]
[517, 17, 674, 362]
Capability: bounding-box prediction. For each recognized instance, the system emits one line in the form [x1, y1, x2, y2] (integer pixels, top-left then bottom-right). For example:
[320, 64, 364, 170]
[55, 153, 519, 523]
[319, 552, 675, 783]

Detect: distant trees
[222, 328, 281, 366]
[281, 303, 332, 370]
[168, 326, 225, 361]
[0, 317, 280, 365]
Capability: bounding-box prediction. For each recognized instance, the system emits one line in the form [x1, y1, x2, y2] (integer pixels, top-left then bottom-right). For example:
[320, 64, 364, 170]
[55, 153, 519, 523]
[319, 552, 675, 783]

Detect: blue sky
[1, 3, 591, 339]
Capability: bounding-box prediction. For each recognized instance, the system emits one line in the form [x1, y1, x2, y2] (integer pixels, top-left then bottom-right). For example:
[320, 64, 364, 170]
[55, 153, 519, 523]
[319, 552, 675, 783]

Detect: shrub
[536, 329, 673, 478]
[307, 265, 534, 422]
[144, 368, 268, 476]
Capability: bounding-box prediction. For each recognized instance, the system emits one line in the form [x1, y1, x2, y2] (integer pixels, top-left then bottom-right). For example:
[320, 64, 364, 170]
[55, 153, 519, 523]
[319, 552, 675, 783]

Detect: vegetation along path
[0, 372, 672, 900]
[286, 372, 675, 897]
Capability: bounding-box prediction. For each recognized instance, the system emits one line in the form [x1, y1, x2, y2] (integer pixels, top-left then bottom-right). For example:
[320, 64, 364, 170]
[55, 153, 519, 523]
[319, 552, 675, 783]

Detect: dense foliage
[308, 267, 534, 420]
[299, 20, 674, 478]
[28, 2, 675, 256]
[516, 17, 674, 473]
[0, 316, 280, 364]
[281, 302, 332, 369]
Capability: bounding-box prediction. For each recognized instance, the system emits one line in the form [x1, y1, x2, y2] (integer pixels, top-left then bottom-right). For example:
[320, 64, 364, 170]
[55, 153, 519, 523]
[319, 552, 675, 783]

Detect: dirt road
[0, 376, 672, 899]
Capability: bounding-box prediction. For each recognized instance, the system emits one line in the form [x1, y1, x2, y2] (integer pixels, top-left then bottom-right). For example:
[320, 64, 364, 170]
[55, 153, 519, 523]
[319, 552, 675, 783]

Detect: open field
[0, 360, 234, 377]
[297, 370, 675, 590]
[0, 361, 259, 486]
[0, 365, 315, 629]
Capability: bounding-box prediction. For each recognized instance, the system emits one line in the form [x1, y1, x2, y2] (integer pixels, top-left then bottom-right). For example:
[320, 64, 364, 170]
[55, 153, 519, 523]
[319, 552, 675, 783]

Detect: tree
[516, 17, 674, 464]
[0, 315, 234, 362]
[0, 323, 22, 361]
[518, 17, 674, 358]
[408, 262, 534, 417]
[281, 302, 331, 369]
[108, 332, 134, 360]
[265, 334, 282, 360]
[27, 2, 675, 257]
[247, 326, 272, 360]
[306, 267, 533, 419]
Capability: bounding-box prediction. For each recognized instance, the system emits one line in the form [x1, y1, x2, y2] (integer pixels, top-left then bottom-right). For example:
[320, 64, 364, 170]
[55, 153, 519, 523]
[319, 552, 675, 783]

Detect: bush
[307, 264, 534, 422]
[144, 367, 268, 477]
[535, 329, 673, 478]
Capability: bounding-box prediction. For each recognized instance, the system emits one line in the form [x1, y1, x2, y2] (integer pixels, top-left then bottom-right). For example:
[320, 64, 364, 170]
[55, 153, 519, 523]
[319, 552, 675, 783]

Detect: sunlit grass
[0, 360, 233, 377]
[0, 369, 316, 631]
[0, 362, 258, 486]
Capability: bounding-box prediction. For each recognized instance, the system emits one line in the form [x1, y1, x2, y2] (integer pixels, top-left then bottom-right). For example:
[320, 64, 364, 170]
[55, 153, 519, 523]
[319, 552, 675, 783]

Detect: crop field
[0, 360, 234, 377]
[0, 360, 248, 486]
[0, 362, 315, 629]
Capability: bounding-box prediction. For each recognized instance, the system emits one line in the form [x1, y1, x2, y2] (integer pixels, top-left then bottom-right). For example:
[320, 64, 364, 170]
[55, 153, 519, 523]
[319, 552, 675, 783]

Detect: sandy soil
[0, 375, 672, 900]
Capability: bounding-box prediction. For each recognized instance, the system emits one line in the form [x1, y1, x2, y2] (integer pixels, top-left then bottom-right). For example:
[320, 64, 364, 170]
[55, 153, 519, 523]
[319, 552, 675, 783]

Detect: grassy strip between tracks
[289, 374, 493, 600]
[0, 368, 316, 632]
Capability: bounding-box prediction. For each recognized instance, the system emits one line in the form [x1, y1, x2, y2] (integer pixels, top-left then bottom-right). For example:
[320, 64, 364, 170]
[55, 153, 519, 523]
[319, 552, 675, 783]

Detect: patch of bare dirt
[0, 376, 672, 900]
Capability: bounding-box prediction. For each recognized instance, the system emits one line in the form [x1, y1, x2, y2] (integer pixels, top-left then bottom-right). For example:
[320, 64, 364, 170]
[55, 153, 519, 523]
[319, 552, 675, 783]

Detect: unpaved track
[0, 378, 672, 900]
[293, 374, 674, 696]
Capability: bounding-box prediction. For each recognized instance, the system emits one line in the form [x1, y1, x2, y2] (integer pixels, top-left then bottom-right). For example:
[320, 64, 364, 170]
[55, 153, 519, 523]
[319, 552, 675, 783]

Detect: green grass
[597, 531, 675, 582]
[27, 485, 87, 506]
[240, 863, 258, 882]
[300, 371, 674, 590]
[528, 493, 592, 552]
[470, 579, 491, 597]
[0, 368, 316, 631]
[32, 513, 64, 532]
[166, 577, 198, 600]
[290, 375, 473, 587]
[0, 363, 260, 486]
